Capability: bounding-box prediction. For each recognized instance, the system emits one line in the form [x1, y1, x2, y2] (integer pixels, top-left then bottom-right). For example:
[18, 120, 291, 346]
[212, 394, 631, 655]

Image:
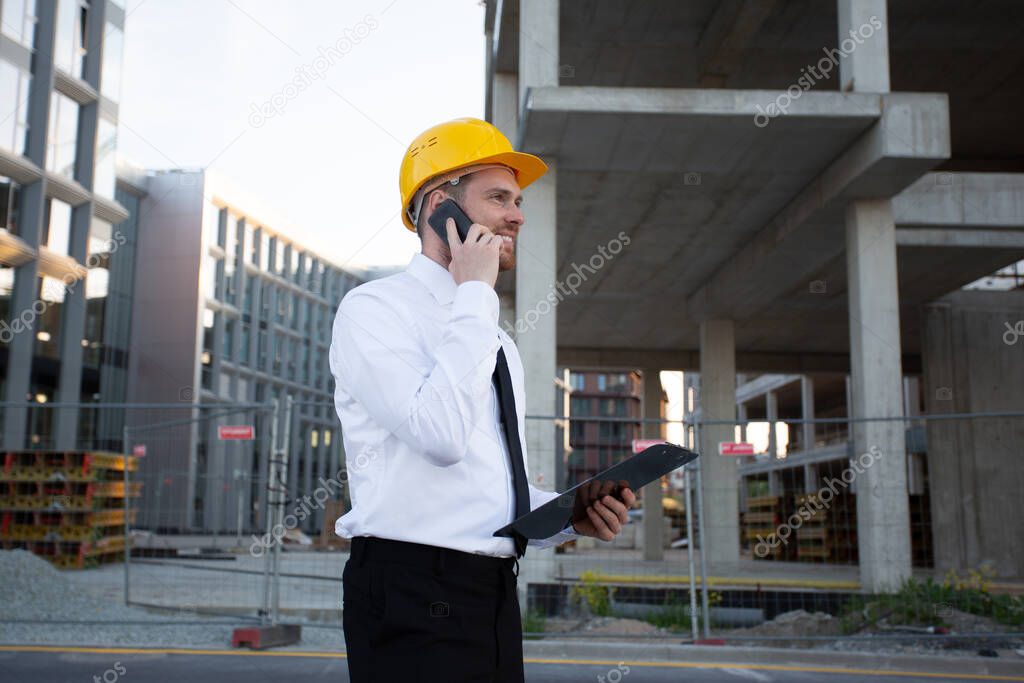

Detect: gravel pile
[0, 550, 344, 650]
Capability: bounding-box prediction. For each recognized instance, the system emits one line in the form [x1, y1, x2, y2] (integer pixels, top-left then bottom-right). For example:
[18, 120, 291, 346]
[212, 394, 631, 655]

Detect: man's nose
[507, 205, 524, 227]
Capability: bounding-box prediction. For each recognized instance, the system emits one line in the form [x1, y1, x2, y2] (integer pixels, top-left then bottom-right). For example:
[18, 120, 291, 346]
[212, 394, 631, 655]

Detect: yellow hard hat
[399, 117, 548, 231]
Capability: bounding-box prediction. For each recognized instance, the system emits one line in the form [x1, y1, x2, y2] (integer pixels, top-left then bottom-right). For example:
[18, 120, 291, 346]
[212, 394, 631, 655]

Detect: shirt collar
[407, 252, 457, 305]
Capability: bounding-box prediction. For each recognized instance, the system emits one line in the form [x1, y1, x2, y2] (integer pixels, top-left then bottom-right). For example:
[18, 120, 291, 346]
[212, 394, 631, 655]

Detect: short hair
[416, 177, 470, 239]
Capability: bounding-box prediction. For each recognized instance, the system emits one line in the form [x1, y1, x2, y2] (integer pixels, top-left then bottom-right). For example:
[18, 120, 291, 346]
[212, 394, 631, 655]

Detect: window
[570, 373, 585, 391]
[597, 374, 607, 391]
[608, 373, 629, 393]
[47, 92, 80, 178]
[94, 117, 117, 198]
[243, 274, 254, 311]
[259, 283, 271, 320]
[570, 419, 586, 444]
[0, 60, 31, 155]
[223, 318, 235, 361]
[34, 276, 67, 359]
[290, 249, 299, 281]
[201, 308, 216, 389]
[100, 22, 123, 100]
[291, 292, 301, 328]
[301, 339, 310, 382]
[205, 201, 223, 247]
[244, 223, 256, 265]
[239, 322, 250, 364]
[0, 176, 22, 233]
[258, 230, 270, 270]
[81, 218, 112, 367]
[257, 329, 268, 368]
[55, 0, 89, 78]
[43, 198, 72, 255]
[269, 238, 281, 274]
[0, 265, 13, 346]
[276, 290, 288, 324]
[570, 397, 590, 416]
[599, 421, 624, 443]
[1, 0, 37, 47]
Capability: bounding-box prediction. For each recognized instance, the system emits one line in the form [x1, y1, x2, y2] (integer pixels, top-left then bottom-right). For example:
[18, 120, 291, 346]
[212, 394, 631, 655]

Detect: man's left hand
[571, 483, 637, 542]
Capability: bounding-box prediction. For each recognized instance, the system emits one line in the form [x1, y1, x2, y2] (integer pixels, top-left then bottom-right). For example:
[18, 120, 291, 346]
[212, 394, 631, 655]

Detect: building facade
[125, 169, 362, 534]
[1, 0, 130, 450]
[565, 370, 641, 484]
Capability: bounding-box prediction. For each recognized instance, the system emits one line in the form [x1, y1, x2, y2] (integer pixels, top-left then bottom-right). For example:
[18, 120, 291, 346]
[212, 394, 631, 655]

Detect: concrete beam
[687, 91, 949, 321]
[557, 346, 922, 374]
[736, 374, 801, 404]
[895, 228, 1024, 248]
[893, 173, 1024, 229]
[520, 87, 882, 156]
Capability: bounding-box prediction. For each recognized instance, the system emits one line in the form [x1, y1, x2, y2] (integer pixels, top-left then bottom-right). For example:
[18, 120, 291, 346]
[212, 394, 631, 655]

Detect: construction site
[2, 0, 1024, 680]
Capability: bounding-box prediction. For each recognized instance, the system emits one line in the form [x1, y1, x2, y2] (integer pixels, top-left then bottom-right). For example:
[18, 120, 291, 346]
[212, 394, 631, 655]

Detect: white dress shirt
[330, 253, 574, 557]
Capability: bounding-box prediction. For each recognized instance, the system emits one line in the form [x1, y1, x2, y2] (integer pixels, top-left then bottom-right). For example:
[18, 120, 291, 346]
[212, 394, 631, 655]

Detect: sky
[118, 0, 487, 271]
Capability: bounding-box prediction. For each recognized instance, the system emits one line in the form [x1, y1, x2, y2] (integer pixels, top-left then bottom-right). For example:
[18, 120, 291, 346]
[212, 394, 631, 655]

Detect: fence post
[695, 452, 711, 639]
[261, 399, 279, 626]
[122, 423, 131, 606]
[271, 395, 294, 625]
[684, 461, 699, 641]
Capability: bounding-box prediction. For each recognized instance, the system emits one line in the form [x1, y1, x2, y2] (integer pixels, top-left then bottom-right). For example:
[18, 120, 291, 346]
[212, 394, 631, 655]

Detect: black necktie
[493, 347, 531, 557]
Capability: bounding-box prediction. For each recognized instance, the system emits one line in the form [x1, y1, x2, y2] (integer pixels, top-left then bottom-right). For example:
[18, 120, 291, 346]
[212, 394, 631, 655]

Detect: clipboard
[493, 442, 699, 540]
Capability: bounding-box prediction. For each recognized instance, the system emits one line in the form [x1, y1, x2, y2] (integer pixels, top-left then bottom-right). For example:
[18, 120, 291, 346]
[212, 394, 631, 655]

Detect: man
[329, 117, 636, 682]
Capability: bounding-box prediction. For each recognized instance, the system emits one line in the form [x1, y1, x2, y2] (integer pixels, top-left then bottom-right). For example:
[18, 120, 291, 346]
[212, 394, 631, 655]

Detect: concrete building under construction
[483, 0, 1024, 591]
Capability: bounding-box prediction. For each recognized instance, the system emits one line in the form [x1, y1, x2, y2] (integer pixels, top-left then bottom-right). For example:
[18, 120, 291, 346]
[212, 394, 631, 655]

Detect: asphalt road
[0, 648, 1014, 683]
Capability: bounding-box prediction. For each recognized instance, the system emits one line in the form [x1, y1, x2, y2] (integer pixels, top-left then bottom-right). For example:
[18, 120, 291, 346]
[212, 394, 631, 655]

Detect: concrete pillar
[766, 391, 778, 458]
[837, 0, 890, 93]
[804, 464, 819, 494]
[492, 72, 519, 142]
[498, 292, 516, 337]
[642, 369, 664, 561]
[698, 319, 739, 567]
[903, 376, 920, 416]
[801, 376, 815, 452]
[518, 0, 559, 107]
[845, 198, 911, 592]
[516, 162, 557, 490]
[737, 402, 748, 442]
[516, 0, 559, 609]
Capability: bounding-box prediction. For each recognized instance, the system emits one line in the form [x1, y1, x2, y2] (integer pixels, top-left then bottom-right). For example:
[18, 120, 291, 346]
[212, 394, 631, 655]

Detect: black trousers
[342, 537, 524, 683]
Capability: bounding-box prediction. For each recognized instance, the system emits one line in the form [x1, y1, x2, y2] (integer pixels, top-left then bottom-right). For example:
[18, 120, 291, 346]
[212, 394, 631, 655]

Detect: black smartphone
[427, 198, 474, 246]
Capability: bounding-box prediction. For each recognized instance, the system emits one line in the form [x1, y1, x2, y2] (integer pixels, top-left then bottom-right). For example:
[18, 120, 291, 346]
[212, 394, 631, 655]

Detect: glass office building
[125, 169, 362, 533]
[0, 0, 133, 450]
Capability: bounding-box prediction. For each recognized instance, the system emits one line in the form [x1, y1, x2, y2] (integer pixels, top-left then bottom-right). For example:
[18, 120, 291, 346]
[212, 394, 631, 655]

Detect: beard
[496, 222, 517, 272]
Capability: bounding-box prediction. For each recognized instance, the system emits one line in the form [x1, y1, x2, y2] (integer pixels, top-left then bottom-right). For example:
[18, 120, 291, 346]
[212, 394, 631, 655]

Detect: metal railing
[2, 401, 1021, 652]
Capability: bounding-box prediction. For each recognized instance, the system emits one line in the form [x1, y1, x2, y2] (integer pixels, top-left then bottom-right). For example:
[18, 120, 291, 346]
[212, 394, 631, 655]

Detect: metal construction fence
[1, 400, 1022, 650]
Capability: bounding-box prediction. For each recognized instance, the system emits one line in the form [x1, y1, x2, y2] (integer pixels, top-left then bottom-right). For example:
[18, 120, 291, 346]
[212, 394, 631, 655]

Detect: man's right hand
[447, 218, 500, 288]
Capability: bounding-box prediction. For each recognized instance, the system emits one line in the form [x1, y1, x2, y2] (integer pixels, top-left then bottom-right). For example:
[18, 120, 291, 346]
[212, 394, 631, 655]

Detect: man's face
[457, 168, 525, 271]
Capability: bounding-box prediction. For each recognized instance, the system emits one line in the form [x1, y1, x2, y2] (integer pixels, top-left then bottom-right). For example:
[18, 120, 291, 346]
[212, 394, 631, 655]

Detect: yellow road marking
[1, 645, 1022, 680]
[575, 574, 862, 589]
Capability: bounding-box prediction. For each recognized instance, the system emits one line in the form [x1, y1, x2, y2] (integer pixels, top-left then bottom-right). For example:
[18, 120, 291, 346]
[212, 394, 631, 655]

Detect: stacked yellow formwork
[0, 451, 141, 569]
